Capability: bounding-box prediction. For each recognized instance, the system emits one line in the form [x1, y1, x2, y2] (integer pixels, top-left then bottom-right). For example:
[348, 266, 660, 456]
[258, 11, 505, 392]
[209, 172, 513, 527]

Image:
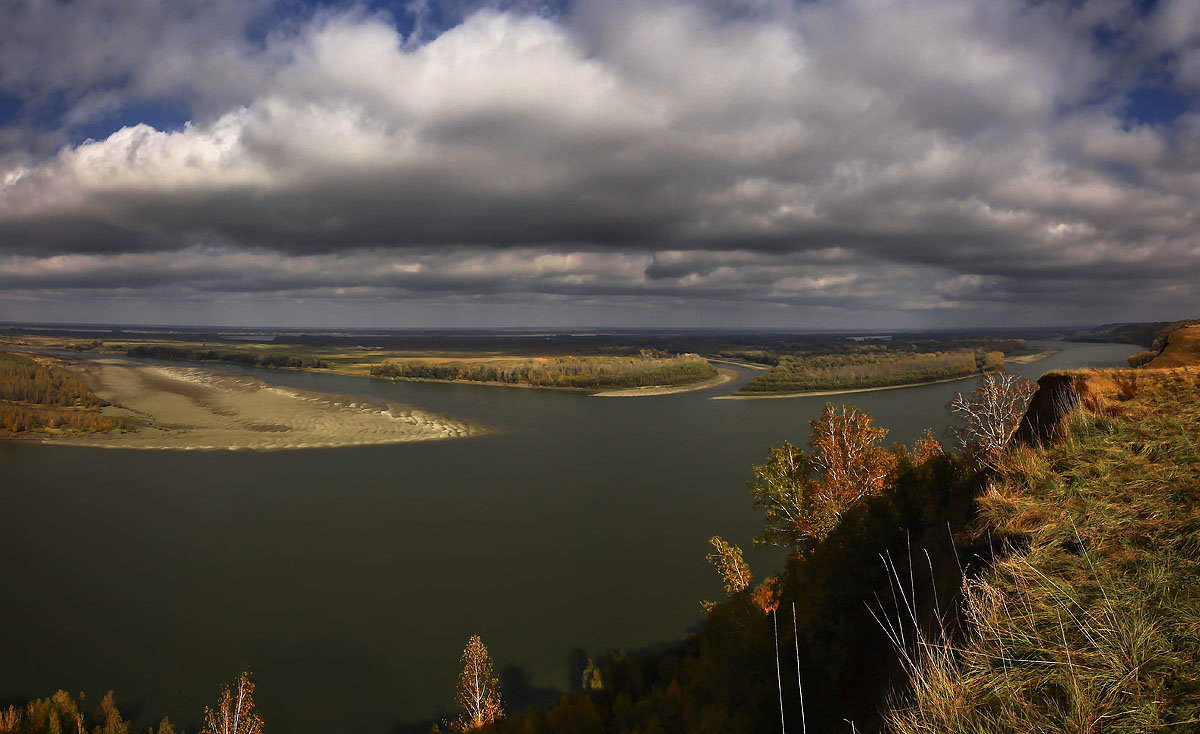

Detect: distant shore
[39, 358, 483, 450]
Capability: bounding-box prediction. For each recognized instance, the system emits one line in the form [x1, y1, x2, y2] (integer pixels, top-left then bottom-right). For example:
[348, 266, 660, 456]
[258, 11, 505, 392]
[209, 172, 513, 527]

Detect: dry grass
[886, 367, 1200, 733]
[1147, 325, 1200, 369]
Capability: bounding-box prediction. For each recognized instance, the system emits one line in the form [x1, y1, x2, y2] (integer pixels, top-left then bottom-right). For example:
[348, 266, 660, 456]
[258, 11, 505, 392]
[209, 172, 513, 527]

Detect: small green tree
[748, 405, 898, 553]
[747, 441, 826, 550]
[706, 535, 752, 595]
[581, 659, 604, 692]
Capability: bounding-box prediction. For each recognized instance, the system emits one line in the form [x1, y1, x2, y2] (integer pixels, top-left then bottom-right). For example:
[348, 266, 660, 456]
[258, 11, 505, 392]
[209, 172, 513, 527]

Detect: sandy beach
[592, 367, 739, 397]
[44, 358, 482, 450]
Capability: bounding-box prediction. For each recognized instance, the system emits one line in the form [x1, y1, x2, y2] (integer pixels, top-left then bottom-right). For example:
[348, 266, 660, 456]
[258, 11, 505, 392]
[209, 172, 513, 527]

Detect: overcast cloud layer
[1, 0, 1199, 327]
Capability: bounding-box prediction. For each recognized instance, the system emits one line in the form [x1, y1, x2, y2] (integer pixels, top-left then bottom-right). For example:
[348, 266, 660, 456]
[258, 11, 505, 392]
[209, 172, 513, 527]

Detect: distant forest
[370, 354, 716, 389]
[739, 348, 1004, 394]
[126, 345, 330, 369]
[0, 351, 127, 433]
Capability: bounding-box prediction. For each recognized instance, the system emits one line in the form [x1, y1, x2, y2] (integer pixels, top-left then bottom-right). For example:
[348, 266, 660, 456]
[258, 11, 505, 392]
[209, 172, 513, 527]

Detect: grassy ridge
[370, 353, 717, 389]
[0, 351, 128, 434]
[738, 349, 1002, 394]
[889, 366, 1200, 732]
[1146, 324, 1200, 369]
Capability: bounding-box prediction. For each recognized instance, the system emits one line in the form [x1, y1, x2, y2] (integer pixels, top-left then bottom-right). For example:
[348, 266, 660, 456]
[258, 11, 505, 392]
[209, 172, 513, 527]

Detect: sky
[1, 0, 1198, 329]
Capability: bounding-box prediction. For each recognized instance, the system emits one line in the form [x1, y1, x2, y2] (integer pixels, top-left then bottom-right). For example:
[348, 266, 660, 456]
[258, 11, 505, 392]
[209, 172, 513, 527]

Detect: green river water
[0, 340, 1134, 732]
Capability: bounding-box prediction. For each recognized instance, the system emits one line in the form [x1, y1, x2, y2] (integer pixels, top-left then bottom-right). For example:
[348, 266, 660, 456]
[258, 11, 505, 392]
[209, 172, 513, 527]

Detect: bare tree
[202, 672, 263, 734]
[947, 372, 1036, 467]
[453, 635, 503, 732]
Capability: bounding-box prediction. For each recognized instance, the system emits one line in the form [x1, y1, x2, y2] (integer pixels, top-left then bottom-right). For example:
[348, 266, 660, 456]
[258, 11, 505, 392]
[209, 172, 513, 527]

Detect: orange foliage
[750, 576, 780, 615]
[202, 672, 263, 734]
[911, 428, 943, 465]
[454, 635, 504, 732]
[0, 403, 127, 434]
[0, 706, 20, 733]
[0, 350, 128, 434]
[809, 403, 897, 511]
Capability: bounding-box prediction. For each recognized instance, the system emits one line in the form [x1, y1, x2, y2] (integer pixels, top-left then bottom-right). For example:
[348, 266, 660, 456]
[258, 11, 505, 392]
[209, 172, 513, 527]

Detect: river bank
[714, 372, 981, 400]
[37, 358, 482, 450]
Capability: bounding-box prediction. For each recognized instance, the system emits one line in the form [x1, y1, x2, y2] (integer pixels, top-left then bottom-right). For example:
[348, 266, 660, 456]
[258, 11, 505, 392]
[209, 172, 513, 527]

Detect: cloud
[0, 0, 1198, 326]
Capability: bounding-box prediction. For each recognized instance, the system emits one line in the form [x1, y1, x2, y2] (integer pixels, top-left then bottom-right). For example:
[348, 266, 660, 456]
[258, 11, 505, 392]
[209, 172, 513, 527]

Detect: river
[0, 340, 1133, 732]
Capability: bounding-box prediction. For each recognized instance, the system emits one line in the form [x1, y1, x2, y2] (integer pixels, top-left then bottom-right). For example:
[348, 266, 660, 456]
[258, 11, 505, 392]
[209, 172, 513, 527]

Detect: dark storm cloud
[1, 0, 1199, 326]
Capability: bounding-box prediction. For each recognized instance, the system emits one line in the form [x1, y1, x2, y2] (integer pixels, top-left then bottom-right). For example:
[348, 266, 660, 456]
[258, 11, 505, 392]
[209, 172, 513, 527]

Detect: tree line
[0, 351, 128, 434]
[126, 345, 330, 369]
[738, 349, 1003, 393]
[0, 351, 105, 407]
[0, 672, 259, 734]
[370, 354, 716, 389]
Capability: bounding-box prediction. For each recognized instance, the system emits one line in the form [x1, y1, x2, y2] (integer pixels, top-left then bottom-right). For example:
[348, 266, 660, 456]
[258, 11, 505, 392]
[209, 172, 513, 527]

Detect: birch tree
[453, 635, 503, 732]
[201, 672, 263, 734]
[947, 372, 1036, 467]
[807, 403, 897, 516]
[747, 441, 820, 549]
[706, 535, 752, 595]
[748, 404, 897, 552]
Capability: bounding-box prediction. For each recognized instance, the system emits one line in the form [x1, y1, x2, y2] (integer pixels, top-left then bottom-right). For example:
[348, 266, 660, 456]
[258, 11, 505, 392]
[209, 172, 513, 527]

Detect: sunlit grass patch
[888, 364, 1200, 732]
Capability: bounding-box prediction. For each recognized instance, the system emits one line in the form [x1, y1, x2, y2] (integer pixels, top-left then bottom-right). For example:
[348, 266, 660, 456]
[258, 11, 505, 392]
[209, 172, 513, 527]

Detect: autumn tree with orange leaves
[202, 672, 263, 734]
[809, 403, 897, 510]
[748, 403, 897, 553]
[453, 635, 503, 732]
[911, 427, 943, 465]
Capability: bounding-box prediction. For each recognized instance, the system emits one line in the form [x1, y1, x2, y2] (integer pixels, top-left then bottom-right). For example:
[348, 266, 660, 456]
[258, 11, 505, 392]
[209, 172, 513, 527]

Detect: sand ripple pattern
[54, 360, 483, 451]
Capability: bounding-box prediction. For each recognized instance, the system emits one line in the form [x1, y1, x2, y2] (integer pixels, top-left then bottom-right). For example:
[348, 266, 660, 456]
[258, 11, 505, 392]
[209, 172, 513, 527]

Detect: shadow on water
[389, 664, 565, 734]
[388, 636, 702, 734]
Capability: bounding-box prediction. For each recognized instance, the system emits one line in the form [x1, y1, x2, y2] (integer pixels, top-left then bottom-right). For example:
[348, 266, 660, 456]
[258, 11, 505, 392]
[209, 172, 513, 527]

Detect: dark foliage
[476, 451, 975, 734]
[126, 345, 329, 369]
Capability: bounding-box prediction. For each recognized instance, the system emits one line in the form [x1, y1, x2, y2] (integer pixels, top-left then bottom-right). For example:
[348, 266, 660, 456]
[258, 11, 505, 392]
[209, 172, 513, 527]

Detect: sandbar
[40, 358, 483, 450]
[1005, 349, 1061, 364]
[713, 373, 979, 400]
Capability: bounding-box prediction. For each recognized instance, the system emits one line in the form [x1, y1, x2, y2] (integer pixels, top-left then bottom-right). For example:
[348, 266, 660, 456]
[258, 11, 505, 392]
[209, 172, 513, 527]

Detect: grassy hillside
[1079, 319, 1200, 349]
[1145, 324, 1200, 368]
[889, 363, 1200, 731]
